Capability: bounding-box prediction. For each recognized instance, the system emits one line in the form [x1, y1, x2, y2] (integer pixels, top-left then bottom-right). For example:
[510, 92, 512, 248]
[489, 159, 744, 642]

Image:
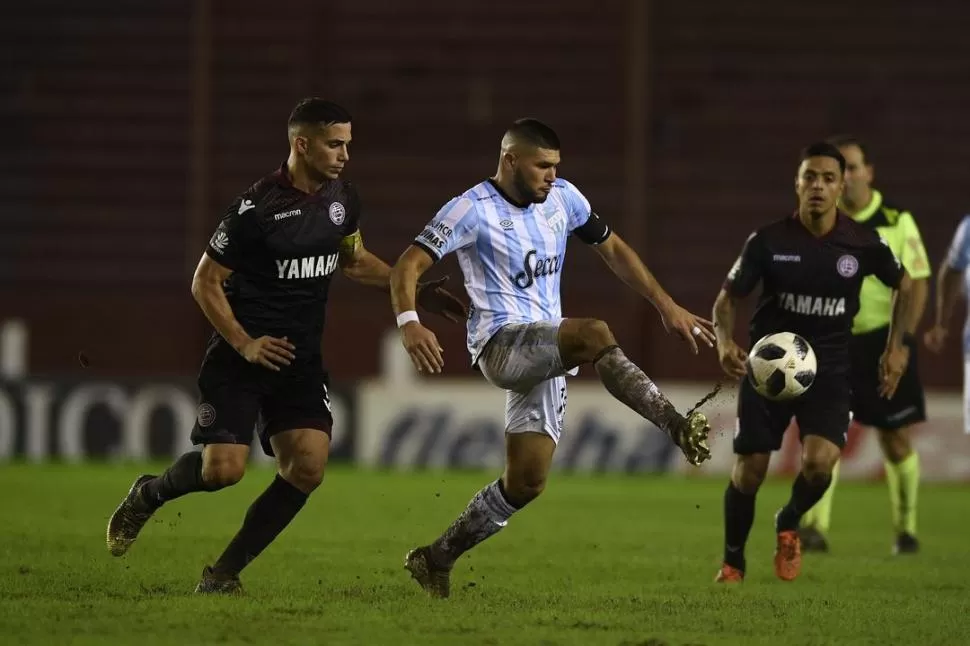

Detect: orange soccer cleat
[714, 563, 744, 583]
[774, 530, 802, 581]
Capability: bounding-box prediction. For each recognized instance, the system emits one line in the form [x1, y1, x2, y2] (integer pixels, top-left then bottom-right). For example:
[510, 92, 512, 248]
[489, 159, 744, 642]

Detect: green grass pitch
[0, 464, 966, 645]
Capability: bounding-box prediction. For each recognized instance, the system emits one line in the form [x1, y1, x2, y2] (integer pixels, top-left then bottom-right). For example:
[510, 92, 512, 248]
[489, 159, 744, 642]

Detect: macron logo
[237, 199, 255, 215]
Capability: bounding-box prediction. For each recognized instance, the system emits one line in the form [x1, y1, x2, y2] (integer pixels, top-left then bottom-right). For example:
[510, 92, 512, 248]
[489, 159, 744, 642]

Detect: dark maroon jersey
[724, 213, 903, 377]
[204, 164, 361, 362]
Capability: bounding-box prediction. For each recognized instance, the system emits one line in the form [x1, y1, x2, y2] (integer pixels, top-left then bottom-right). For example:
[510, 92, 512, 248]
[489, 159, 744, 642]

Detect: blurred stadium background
[4, 3, 970, 644]
[2, 0, 968, 480]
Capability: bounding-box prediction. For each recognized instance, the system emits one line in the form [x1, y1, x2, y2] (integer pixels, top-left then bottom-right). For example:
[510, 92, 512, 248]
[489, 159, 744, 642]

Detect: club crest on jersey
[329, 202, 346, 225]
[837, 254, 859, 277]
[197, 403, 216, 428]
[546, 212, 566, 235]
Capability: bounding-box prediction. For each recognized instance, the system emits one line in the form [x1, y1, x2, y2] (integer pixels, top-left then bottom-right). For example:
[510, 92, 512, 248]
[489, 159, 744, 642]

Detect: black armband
[573, 211, 612, 245]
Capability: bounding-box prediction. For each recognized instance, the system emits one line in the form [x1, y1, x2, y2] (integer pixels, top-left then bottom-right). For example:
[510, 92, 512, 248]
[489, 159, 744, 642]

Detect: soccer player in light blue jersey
[389, 118, 716, 597]
[925, 214, 970, 434]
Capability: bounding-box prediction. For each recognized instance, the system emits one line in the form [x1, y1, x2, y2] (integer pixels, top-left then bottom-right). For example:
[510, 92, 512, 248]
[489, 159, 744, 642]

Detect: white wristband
[396, 310, 420, 328]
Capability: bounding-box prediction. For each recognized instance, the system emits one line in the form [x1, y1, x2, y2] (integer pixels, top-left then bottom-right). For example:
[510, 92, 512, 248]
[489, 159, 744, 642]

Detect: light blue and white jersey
[944, 214, 970, 354]
[415, 178, 607, 363]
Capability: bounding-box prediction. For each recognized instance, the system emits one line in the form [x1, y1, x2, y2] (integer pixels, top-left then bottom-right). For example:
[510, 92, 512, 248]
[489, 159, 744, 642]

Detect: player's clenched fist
[400, 322, 444, 374]
[717, 339, 748, 380]
[239, 335, 296, 371]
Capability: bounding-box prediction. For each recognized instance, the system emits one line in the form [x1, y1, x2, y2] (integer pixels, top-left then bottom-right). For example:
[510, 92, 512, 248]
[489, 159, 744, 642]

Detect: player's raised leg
[559, 317, 711, 465]
[106, 444, 249, 557]
[195, 427, 328, 594]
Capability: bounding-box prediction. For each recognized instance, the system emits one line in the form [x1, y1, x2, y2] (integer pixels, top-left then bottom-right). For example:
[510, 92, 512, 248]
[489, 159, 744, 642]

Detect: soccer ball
[746, 332, 817, 401]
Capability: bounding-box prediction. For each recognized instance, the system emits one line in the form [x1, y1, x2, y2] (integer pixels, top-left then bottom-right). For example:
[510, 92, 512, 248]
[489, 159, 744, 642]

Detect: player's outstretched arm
[340, 231, 467, 322]
[592, 232, 715, 353]
[191, 254, 295, 371]
[390, 245, 446, 374]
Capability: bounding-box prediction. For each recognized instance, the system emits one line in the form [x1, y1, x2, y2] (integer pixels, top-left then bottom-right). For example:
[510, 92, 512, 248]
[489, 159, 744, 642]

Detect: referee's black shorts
[849, 325, 926, 431]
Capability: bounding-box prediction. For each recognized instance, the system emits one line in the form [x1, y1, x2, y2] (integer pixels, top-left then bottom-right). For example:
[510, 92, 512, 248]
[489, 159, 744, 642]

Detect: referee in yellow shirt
[799, 135, 928, 555]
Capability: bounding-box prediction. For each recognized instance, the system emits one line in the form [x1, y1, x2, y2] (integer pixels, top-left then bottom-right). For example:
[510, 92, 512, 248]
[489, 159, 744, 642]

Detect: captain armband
[339, 230, 363, 256]
[573, 211, 611, 245]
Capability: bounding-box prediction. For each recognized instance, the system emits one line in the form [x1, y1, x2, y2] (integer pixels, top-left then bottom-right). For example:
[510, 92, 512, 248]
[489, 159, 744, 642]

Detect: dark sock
[429, 479, 519, 567]
[724, 483, 756, 571]
[593, 347, 682, 434]
[211, 475, 309, 578]
[139, 451, 211, 509]
[776, 473, 832, 532]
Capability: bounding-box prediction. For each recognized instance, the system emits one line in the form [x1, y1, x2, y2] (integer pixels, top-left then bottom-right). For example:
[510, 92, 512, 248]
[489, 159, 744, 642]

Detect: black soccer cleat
[405, 546, 452, 599]
[893, 532, 919, 555]
[798, 526, 830, 553]
[106, 474, 157, 556]
[194, 566, 244, 595]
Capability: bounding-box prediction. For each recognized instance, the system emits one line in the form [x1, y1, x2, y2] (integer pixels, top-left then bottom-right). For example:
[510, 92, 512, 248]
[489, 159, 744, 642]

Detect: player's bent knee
[201, 461, 245, 489]
[733, 471, 765, 494]
[731, 456, 768, 494]
[280, 461, 325, 494]
[561, 318, 617, 365]
[201, 443, 249, 489]
[503, 473, 546, 506]
[800, 456, 837, 483]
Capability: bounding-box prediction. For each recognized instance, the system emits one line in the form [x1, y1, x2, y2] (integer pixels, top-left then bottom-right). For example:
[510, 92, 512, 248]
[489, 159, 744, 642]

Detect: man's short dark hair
[505, 118, 560, 150]
[288, 98, 352, 129]
[825, 134, 869, 164]
[800, 142, 846, 175]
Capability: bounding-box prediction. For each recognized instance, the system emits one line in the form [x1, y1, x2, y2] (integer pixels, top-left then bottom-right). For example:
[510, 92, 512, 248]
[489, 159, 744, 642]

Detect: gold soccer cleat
[671, 411, 712, 466]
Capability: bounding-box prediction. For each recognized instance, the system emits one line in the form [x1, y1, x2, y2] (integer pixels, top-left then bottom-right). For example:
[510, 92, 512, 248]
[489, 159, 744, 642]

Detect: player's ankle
[723, 555, 745, 573]
[209, 563, 240, 580]
[427, 543, 456, 569]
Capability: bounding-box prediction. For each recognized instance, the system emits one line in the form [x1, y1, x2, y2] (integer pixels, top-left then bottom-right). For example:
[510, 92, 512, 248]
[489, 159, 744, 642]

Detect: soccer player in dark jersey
[711, 142, 918, 583]
[105, 98, 466, 593]
[798, 135, 930, 555]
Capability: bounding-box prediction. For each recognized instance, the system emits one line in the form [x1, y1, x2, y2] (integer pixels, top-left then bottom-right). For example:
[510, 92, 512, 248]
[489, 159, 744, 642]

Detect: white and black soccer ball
[746, 332, 817, 401]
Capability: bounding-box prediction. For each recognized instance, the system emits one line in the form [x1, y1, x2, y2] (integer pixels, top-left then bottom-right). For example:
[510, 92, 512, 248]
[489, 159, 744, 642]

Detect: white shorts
[477, 321, 573, 443]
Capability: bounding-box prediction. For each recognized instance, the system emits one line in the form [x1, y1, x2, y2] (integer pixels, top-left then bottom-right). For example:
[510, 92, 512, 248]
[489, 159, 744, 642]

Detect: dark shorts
[735, 375, 850, 455]
[189, 341, 333, 457]
[849, 326, 926, 430]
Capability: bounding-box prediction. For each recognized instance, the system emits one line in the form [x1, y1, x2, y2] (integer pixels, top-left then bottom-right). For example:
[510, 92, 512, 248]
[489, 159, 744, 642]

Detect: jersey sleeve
[723, 231, 765, 297]
[559, 179, 611, 245]
[867, 237, 904, 289]
[342, 184, 362, 235]
[339, 184, 364, 255]
[205, 196, 263, 271]
[413, 197, 479, 261]
[945, 215, 970, 271]
[897, 212, 931, 279]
